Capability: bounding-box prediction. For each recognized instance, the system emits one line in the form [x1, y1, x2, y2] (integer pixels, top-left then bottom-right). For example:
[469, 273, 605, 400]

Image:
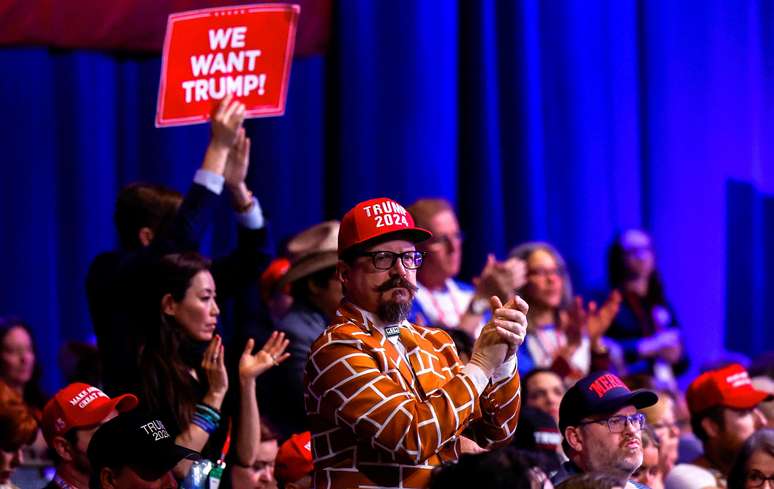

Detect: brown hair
[0, 381, 38, 450]
[407, 198, 454, 229]
[115, 183, 183, 250]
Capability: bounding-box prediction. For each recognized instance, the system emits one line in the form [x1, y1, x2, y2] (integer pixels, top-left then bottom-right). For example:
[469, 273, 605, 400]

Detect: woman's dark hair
[607, 230, 667, 305]
[522, 368, 563, 402]
[139, 252, 212, 432]
[728, 428, 774, 489]
[556, 472, 625, 489]
[0, 317, 47, 411]
[429, 446, 537, 489]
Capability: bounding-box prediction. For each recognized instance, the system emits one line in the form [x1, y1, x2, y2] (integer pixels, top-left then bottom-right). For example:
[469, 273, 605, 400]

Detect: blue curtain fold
[1, 0, 772, 392]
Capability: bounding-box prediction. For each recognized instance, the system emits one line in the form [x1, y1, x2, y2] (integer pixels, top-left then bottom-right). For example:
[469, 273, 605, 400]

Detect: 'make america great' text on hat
[41, 383, 138, 446]
[687, 363, 772, 414]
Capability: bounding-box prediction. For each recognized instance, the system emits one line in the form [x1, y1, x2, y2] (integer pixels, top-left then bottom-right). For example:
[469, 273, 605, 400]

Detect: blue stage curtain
[1, 0, 772, 392]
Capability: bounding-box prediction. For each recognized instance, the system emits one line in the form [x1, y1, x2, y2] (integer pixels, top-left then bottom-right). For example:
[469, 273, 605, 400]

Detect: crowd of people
[0, 97, 772, 489]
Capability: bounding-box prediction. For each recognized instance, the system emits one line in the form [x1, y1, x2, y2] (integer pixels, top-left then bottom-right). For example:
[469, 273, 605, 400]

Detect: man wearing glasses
[304, 197, 527, 489]
[407, 198, 526, 336]
[552, 371, 659, 489]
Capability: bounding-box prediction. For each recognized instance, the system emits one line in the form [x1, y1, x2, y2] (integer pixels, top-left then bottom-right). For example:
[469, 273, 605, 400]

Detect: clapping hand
[202, 334, 229, 401]
[239, 331, 290, 380]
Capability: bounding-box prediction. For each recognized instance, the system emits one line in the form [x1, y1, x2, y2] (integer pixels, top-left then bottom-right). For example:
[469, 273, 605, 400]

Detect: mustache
[377, 276, 418, 293]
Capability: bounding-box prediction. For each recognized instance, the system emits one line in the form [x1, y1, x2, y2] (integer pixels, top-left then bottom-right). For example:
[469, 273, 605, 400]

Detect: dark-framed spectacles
[360, 251, 426, 270]
[578, 413, 645, 433]
[747, 471, 774, 488]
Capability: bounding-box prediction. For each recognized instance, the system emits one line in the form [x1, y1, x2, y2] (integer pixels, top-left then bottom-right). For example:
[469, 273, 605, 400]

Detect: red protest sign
[156, 3, 299, 127]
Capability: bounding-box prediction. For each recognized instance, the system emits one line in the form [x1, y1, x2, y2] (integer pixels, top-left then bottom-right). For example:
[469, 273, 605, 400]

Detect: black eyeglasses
[360, 251, 426, 270]
[747, 471, 774, 488]
[578, 413, 645, 433]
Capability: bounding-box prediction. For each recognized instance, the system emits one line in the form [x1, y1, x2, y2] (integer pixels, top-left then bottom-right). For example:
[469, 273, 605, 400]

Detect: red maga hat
[41, 383, 138, 446]
[275, 431, 314, 484]
[687, 363, 772, 414]
[338, 197, 432, 256]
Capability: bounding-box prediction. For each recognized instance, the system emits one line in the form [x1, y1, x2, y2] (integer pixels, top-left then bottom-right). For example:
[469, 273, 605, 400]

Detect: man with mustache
[304, 197, 527, 489]
[552, 371, 659, 489]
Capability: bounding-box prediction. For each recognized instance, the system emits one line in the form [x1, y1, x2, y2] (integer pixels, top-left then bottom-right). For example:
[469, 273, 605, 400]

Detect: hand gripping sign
[155, 3, 300, 127]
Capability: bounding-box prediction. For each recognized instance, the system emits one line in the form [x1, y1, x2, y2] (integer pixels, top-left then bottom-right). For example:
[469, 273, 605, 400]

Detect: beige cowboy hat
[278, 220, 340, 288]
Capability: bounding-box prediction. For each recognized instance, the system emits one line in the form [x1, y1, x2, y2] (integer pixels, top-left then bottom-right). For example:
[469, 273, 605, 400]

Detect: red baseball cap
[338, 197, 432, 256]
[686, 363, 772, 414]
[41, 383, 138, 445]
[275, 431, 313, 484]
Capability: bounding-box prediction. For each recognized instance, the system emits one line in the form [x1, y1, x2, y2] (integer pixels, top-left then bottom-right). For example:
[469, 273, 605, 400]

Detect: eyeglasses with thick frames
[578, 413, 646, 433]
[360, 251, 426, 270]
[747, 471, 774, 488]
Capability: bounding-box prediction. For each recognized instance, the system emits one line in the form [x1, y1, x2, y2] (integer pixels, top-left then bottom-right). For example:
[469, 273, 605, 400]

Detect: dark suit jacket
[86, 182, 273, 396]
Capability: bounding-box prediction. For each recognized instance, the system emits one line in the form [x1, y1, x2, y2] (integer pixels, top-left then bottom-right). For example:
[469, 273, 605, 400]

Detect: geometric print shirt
[304, 301, 522, 488]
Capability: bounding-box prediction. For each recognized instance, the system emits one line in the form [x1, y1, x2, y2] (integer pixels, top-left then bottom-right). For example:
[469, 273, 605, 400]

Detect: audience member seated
[666, 364, 769, 489]
[552, 371, 658, 489]
[510, 243, 621, 383]
[429, 446, 550, 489]
[41, 383, 138, 489]
[87, 410, 200, 489]
[0, 381, 38, 489]
[260, 258, 293, 324]
[727, 428, 774, 489]
[632, 426, 663, 489]
[606, 230, 687, 389]
[86, 95, 273, 396]
[230, 420, 280, 489]
[512, 406, 564, 473]
[0, 318, 47, 413]
[556, 472, 627, 489]
[274, 431, 313, 489]
[444, 327, 475, 364]
[263, 221, 342, 438]
[408, 198, 525, 335]
[0, 317, 51, 476]
[640, 389, 681, 477]
[523, 368, 565, 424]
[137, 252, 288, 480]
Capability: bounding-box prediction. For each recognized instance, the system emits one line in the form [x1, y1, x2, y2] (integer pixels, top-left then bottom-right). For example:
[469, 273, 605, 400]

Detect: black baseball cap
[87, 410, 200, 489]
[559, 371, 659, 434]
[511, 407, 563, 471]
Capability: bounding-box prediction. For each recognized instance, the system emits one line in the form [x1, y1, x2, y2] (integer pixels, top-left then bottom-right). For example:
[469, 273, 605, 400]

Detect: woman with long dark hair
[139, 252, 289, 479]
[606, 229, 687, 389]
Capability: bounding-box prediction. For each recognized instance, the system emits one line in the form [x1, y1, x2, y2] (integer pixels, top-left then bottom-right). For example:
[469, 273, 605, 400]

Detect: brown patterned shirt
[305, 302, 521, 488]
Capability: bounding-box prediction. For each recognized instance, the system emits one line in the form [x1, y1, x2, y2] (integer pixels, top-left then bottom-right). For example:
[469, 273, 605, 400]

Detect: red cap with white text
[338, 197, 432, 256]
[687, 363, 772, 414]
[41, 383, 138, 446]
